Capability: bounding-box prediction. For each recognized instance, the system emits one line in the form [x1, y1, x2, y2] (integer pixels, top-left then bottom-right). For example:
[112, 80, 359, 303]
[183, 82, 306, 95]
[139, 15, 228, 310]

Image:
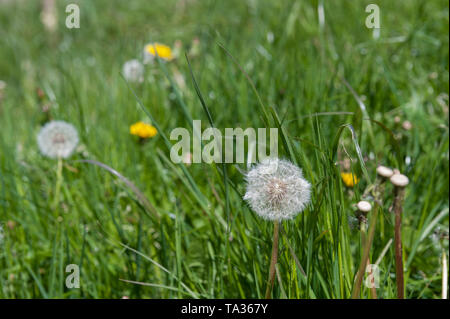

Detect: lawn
[0, 0, 448, 299]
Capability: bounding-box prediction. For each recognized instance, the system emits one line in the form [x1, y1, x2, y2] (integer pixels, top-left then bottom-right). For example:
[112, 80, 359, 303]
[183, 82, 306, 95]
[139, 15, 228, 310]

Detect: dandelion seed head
[122, 59, 144, 83]
[37, 121, 79, 159]
[243, 158, 311, 221]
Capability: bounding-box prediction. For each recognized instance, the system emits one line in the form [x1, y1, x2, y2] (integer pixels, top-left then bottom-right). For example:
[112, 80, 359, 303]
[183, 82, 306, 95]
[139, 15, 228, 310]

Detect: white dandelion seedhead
[244, 158, 311, 221]
[122, 59, 144, 83]
[37, 121, 79, 159]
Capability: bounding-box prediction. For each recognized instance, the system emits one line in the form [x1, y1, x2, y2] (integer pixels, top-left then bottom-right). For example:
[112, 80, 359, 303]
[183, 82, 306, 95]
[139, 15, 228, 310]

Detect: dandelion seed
[243, 158, 311, 221]
[122, 59, 144, 83]
[130, 121, 157, 139]
[37, 121, 79, 159]
[143, 43, 174, 63]
[341, 172, 359, 187]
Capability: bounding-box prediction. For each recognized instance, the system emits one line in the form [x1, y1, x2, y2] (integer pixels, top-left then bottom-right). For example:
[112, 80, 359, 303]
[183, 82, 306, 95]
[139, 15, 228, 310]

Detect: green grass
[0, 0, 448, 299]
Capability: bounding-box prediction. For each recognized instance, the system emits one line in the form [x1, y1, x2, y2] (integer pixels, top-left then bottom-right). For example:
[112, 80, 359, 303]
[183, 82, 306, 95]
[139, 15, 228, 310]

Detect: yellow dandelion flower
[144, 43, 174, 62]
[341, 172, 359, 187]
[130, 122, 158, 139]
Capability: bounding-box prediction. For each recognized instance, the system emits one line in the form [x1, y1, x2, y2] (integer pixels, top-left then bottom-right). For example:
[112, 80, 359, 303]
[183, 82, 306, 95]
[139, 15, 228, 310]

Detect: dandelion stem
[358, 223, 377, 299]
[366, 259, 377, 299]
[443, 250, 448, 299]
[265, 220, 279, 299]
[351, 205, 378, 298]
[52, 157, 63, 211]
[394, 187, 405, 299]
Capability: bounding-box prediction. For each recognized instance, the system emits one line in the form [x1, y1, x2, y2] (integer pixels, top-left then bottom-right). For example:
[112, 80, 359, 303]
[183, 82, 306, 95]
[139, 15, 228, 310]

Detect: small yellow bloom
[144, 43, 174, 61]
[341, 172, 359, 187]
[130, 122, 157, 139]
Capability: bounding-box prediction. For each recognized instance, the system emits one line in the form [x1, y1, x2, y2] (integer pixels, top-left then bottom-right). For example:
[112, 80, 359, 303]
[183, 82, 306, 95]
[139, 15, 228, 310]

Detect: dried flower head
[376, 165, 394, 178]
[402, 121, 412, 131]
[243, 158, 311, 221]
[130, 121, 157, 138]
[341, 172, 359, 187]
[390, 173, 409, 187]
[37, 121, 79, 159]
[356, 200, 372, 213]
[143, 43, 174, 63]
[122, 59, 144, 83]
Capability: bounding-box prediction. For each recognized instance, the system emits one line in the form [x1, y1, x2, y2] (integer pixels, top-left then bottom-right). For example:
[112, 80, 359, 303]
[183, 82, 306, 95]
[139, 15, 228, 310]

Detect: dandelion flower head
[130, 121, 157, 138]
[122, 59, 144, 83]
[37, 121, 79, 159]
[244, 158, 311, 221]
[143, 43, 174, 63]
[341, 172, 359, 187]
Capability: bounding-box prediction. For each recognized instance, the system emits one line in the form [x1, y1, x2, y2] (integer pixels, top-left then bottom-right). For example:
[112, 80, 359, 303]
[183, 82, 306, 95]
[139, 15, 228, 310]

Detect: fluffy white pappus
[37, 121, 79, 159]
[122, 59, 144, 83]
[243, 158, 311, 221]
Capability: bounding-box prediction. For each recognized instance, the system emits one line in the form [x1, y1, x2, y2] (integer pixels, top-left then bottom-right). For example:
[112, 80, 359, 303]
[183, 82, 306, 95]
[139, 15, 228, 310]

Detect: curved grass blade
[331, 124, 372, 184]
[185, 53, 230, 232]
[119, 242, 200, 298]
[119, 279, 193, 297]
[217, 42, 271, 128]
[75, 159, 160, 220]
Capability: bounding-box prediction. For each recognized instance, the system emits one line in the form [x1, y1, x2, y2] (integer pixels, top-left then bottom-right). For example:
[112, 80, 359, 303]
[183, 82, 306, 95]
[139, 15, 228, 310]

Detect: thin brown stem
[351, 206, 378, 298]
[265, 220, 280, 299]
[366, 259, 378, 299]
[394, 187, 405, 299]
